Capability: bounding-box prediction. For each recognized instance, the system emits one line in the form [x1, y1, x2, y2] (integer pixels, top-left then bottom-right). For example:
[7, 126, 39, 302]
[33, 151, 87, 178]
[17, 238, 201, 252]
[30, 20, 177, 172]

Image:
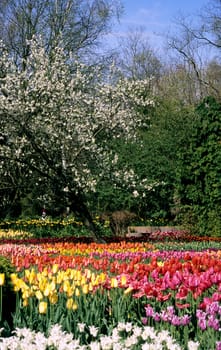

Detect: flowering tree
[0, 39, 154, 240]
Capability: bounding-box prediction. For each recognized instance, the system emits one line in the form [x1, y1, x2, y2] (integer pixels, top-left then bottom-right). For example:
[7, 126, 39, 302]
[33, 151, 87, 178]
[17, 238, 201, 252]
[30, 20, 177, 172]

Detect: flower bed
[0, 233, 220, 349]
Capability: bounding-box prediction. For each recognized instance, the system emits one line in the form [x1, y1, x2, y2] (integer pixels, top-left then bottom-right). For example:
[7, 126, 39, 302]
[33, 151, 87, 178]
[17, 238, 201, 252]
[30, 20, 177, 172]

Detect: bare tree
[0, 0, 123, 64]
[116, 26, 163, 81]
[195, 0, 221, 50]
[165, 1, 221, 101]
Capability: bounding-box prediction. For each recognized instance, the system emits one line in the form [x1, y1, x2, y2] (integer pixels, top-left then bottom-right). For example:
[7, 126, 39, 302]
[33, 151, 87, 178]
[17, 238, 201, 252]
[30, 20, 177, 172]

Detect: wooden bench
[126, 226, 180, 237]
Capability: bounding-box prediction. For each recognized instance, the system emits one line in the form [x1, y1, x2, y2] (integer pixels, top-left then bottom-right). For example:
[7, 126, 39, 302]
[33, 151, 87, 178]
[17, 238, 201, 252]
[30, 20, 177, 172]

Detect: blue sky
[106, 0, 210, 52]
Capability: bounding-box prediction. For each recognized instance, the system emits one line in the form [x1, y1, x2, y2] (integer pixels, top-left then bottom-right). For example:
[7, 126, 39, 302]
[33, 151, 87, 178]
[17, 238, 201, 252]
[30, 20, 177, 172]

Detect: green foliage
[177, 96, 221, 236]
[90, 97, 195, 224]
[175, 205, 200, 235]
[0, 255, 16, 333]
[206, 208, 221, 237]
[0, 256, 15, 276]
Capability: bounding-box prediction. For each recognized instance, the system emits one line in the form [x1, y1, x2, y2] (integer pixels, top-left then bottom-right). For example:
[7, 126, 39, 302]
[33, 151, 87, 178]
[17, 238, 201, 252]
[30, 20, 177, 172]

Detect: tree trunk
[69, 191, 105, 243]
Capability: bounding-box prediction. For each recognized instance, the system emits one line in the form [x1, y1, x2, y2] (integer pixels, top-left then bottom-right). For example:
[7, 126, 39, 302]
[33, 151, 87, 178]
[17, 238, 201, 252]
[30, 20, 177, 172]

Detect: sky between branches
[104, 0, 210, 53]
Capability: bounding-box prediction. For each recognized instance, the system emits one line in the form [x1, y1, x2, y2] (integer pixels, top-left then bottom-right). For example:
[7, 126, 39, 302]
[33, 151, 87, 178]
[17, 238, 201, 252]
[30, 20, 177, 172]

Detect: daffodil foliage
[0, 38, 153, 238]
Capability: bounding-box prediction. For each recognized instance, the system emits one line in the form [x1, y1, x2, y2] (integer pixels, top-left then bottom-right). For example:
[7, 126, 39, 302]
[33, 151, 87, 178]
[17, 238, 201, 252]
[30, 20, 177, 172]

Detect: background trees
[0, 0, 122, 63]
[176, 96, 221, 236]
[166, 0, 221, 101]
[115, 26, 163, 80]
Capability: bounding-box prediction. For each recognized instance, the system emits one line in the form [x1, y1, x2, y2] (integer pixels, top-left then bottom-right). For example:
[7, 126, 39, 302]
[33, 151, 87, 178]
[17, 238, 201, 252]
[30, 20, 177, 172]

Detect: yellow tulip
[110, 277, 118, 288]
[24, 269, 30, 279]
[56, 271, 64, 284]
[0, 273, 5, 286]
[13, 284, 20, 292]
[35, 290, 43, 300]
[42, 268, 48, 277]
[82, 284, 89, 294]
[23, 298, 29, 307]
[38, 276, 47, 292]
[85, 269, 91, 279]
[20, 281, 29, 291]
[49, 281, 56, 292]
[75, 287, 80, 297]
[49, 292, 58, 305]
[99, 273, 106, 283]
[91, 272, 96, 283]
[124, 287, 133, 295]
[66, 298, 73, 310]
[22, 290, 31, 299]
[66, 268, 73, 279]
[39, 301, 47, 314]
[72, 302, 78, 311]
[81, 276, 86, 285]
[88, 282, 93, 292]
[43, 285, 51, 297]
[121, 275, 127, 286]
[10, 273, 17, 282]
[70, 270, 76, 280]
[29, 269, 37, 284]
[52, 264, 59, 274]
[76, 270, 82, 281]
[66, 287, 74, 297]
[47, 272, 53, 280]
[63, 280, 71, 293]
[94, 273, 106, 285]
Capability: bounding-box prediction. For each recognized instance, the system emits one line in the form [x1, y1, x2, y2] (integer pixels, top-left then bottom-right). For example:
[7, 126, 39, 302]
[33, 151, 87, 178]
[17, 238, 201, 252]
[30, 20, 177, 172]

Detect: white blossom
[133, 190, 139, 198]
[89, 325, 99, 337]
[0, 38, 155, 198]
[77, 323, 86, 333]
[188, 340, 200, 350]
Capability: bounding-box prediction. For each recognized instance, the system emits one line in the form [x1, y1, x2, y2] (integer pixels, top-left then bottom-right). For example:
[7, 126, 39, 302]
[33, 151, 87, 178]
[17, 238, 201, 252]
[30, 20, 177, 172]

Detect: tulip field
[0, 229, 220, 349]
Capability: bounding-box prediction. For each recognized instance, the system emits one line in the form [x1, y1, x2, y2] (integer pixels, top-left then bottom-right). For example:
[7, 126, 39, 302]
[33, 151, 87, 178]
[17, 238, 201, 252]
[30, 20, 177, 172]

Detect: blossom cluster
[143, 304, 191, 326]
[197, 301, 221, 331]
[0, 38, 155, 196]
[0, 323, 199, 350]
